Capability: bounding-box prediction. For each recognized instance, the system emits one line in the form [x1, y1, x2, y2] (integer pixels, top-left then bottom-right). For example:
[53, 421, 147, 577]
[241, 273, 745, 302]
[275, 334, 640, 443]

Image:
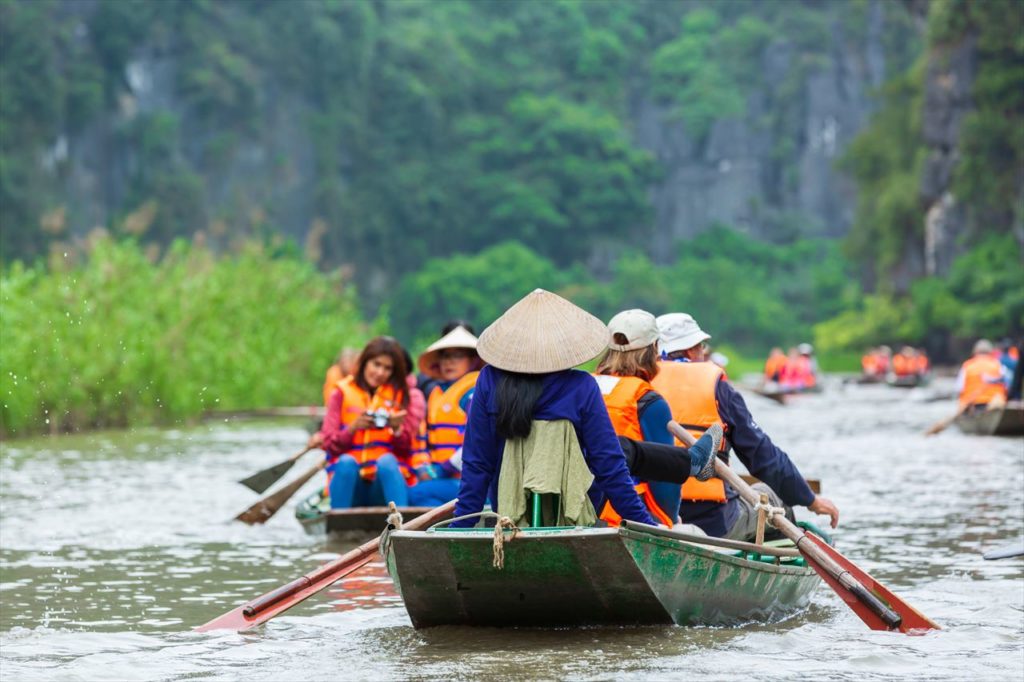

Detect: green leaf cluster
[0, 236, 372, 436]
[390, 227, 858, 355]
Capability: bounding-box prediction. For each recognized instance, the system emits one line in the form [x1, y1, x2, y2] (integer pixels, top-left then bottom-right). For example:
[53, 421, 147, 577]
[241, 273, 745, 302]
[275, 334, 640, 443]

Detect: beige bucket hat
[656, 313, 711, 355]
[418, 326, 479, 378]
[476, 289, 608, 373]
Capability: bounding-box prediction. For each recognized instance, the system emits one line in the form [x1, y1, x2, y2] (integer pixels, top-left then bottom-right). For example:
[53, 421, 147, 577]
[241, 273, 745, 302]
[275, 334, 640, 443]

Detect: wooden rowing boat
[886, 374, 929, 389]
[751, 387, 788, 405]
[384, 521, 823, 629]
[954, 401, 1024, 436]
[295, 492, 436, 536]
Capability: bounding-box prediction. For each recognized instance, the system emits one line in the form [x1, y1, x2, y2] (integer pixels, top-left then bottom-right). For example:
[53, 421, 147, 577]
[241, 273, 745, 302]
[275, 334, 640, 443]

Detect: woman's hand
[351, 413, 375, 431]
[388, 410, 407, 430]
[306, 431, 324, 449]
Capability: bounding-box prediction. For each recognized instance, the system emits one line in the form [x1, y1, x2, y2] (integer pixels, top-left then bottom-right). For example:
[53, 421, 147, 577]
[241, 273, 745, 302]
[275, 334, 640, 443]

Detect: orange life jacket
[650, 361, 728, 504]
[322, 364, 345, 405]
[861, 354, 877, 374]
[411, 371, 479, 474]
[892, 354, 913, 377]
[331, 377, 413, 485]
[780, 355, 816, 388]
[592, 374, 676, 527]
[914, 354, 930, 375]
[764, 355, 786, 381]
[959, 355, 1008, 406]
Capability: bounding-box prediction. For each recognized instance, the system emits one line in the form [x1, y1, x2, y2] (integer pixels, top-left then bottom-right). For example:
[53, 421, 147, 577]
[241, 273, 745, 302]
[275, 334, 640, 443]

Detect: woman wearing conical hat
[406, 325, 484, 507]
[448, 290, 718, 528]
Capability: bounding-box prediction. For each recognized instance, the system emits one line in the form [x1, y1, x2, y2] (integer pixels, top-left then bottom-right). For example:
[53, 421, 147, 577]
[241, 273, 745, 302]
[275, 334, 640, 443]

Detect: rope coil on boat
[754, 502, 787, 528]
[379, 503, 405, 561]
[492, 516, 520, 570]
[386, 502, 404, 530]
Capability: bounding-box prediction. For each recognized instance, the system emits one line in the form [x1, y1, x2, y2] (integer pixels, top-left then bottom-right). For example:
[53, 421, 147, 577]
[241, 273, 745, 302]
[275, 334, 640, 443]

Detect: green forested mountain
[1, 0, 914, 265]
[1, 0, 1021, 363]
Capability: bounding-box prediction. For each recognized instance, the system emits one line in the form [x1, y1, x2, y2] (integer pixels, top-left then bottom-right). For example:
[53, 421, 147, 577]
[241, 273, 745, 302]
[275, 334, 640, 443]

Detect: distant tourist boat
[955, 401, 1024, 436]
[295, 492, 435, 537]
[383, 520, 826, 629]
[886, 374, 930, 388]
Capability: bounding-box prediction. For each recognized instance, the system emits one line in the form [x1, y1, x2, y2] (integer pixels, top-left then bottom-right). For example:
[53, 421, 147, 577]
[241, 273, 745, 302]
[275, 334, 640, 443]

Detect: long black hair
[495, 370, 546, 440]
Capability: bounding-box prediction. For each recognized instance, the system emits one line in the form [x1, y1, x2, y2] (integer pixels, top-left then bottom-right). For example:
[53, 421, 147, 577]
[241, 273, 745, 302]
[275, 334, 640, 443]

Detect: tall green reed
[0, 237, 373, 437]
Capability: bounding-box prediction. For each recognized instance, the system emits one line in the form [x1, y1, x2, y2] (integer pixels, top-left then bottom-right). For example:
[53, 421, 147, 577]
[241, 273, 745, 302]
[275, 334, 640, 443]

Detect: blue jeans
[648, 481, 682, 524]
[408, 477, 460, 506]
[329, 453, 409, 508]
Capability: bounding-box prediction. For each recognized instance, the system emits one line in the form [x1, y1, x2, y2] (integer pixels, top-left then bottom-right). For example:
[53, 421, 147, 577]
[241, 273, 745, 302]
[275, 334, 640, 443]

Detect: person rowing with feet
[449, 290, 719, 529]
[651, 312, 839, 541]
[591, 308, 720, 528]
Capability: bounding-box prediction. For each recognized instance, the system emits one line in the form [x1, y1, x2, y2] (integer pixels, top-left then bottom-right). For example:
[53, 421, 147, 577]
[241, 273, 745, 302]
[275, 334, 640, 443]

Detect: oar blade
[238, 459, 296, 494]
[983, 543, 1024, 560]
[234, 461, 325, 526]
[198, 499, 457, 632]
[801, 532, 940, 633]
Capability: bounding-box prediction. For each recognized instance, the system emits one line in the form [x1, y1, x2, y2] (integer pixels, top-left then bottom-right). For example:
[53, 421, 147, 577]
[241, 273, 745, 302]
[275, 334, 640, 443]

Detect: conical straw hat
[418, 326, 479, 378]
[476, 289, 609, 374]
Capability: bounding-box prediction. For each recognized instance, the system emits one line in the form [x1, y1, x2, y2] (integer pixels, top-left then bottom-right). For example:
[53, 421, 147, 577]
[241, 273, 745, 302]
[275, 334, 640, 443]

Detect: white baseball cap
[606, 309, 659, 351]
[656, 313, 711, 355]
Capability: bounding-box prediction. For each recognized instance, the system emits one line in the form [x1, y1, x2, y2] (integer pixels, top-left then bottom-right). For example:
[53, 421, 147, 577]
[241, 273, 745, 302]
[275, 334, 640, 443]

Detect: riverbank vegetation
[0, 236, 373, 437]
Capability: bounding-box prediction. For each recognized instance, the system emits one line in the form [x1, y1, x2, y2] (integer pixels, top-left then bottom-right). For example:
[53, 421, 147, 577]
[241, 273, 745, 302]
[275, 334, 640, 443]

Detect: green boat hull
[385, 525, 820, 629]
[618, 526, 819, 626]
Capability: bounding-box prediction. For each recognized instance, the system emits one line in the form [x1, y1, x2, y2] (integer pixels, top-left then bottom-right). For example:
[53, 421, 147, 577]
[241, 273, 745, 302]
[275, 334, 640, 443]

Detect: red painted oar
[667, 421, 939, 634]
[799, 531, 939, 632]
[197, 499, 456, 632]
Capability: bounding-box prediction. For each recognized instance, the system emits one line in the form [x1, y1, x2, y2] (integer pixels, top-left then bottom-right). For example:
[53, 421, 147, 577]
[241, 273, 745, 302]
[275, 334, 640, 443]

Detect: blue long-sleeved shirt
[451, 366, 657, 527]
[674, 366, 816, 537]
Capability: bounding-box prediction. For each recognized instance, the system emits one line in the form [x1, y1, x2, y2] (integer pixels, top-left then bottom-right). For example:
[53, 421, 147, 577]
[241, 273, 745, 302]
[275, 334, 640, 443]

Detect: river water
[1, 377, 1021, 681]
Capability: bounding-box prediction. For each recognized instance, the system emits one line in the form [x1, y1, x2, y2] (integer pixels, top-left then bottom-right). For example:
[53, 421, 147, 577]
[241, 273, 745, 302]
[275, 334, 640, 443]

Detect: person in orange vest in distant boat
[651, 312, 839, 541]
[407, 325, 484, 507]
[322, 347, 360, 405]
[779, 345, 816, 391]
[592, 309, 721, 528]
[764, 347, 787, 384]
[956, 339, 1008, 409]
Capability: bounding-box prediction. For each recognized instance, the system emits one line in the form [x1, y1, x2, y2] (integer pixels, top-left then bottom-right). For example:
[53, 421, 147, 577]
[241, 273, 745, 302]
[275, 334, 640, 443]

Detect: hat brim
[417, 327, 479, 378]
[659, 330, 711, 355]
[477, 289, 609, 374]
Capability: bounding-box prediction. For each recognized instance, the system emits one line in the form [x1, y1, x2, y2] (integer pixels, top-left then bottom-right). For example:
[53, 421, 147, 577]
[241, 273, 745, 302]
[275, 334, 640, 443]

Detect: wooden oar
[983, 543, 1024, 560]
[668, 421, 939, 634]
[924, 402, 971, 436]
[235, 459, 327, 525]
[238, 445, 315, 494]
[198, 499, 457, 632]
[924, 388, 989, 436]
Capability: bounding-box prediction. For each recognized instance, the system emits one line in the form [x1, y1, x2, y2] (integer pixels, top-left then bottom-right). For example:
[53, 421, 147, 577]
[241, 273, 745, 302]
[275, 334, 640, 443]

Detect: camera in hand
[368, 408, 390, 428]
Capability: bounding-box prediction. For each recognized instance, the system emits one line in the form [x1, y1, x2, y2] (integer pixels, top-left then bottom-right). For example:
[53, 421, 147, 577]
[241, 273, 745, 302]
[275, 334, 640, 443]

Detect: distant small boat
[954, 401, 1024, 436]
[384, 521, 824, 629]
[751, 387, 788, 404]
[886, 374, 930, 389]
[854, 374, 885, 385]
[295, 492, 437, 537]
[748, 382, 821, 404]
